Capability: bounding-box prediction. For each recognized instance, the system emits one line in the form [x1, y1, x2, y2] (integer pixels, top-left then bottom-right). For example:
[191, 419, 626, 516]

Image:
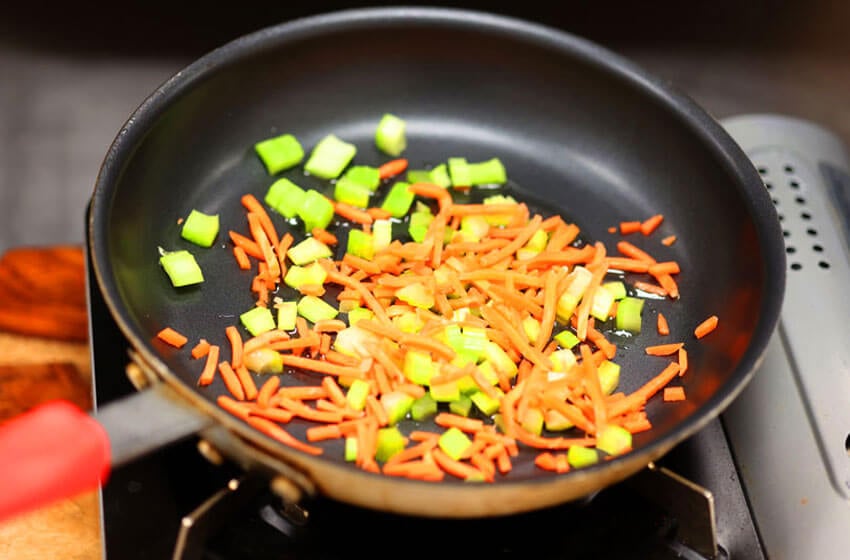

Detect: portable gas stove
[87, 114, 849, 559]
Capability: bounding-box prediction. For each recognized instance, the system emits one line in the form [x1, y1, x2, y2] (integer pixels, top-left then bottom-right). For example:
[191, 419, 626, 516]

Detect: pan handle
[0, 384, 212, 523]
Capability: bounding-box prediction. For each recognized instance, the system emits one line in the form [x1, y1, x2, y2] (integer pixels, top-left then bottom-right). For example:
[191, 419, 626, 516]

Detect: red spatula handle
[0, 400, 110, 522]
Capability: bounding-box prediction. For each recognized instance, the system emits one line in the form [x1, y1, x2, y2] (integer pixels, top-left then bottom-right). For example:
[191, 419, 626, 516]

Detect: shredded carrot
[434, 412, 485, 433]
[233, 246, 252, 270]
[242, 194, 280, 248]
[619, 221, 642, 235]
[219, 361, 245, 401]
[645, 342, 684, 356]
[640, 214, 664, 236]
[335, 202, 373, 225]
[229, 230, 264, 259]
[225, 325, 244, 370]
[378, 158, 408, 179]
[661, 235, 677, 246]
[197, 344, 220, 386]
[156, 327, 188, 348]
[678, 347, 689, 376]
[657, 312, 670, 336]
[191, 339, 211, 359]
[663, 386, 686, 402]
[311, 227, 338, 245]
[235, 364, 258, 400]
[256, 376, 280, 408]
[246, 416, 324, 455]
[694, 315, 719, 339]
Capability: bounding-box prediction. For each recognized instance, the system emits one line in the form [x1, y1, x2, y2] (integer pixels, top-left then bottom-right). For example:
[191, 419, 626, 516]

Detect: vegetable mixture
[155, 113, 719, 482]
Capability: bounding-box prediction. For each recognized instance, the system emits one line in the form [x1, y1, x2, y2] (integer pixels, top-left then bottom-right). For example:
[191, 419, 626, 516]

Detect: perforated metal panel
[721, 114, 850, 559]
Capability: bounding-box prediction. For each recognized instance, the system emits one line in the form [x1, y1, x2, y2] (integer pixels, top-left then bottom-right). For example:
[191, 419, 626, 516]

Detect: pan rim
[88, 5, 786, 512]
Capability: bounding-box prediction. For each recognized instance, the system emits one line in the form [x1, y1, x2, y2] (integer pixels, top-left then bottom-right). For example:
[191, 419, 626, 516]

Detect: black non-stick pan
[0, 7, 785, 521]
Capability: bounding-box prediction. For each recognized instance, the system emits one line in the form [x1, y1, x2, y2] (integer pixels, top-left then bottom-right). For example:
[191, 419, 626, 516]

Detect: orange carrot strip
[241, 194, 280, 247]
[678, 347, 689, 376]
[229, 231, 265, 259]
[233, 246, 252, 270]
[156, 327, 188, 348]
[335, 202, 374, 225]
[366, 394, 389, 427]
[648, 261, 680, 276]
[278, 398, 344, 423]
[608, 361, 681, 417]
[248, 213, 280, 278]
[619, 221, 642, 235]
[219, 361, 245, 401]
[367, 207, 393, 221]
[275, 385, 328, 400]
[256, 376, 280, 408]
[217, 395, 252, 420]
[640, 214, 664, 236]
[520, 246, 597, 269]
[663, 386, 686, 402]
[311, 227, 338, 246]
[325, 269, 391, 325]
[545, 223, 581, 252]
[479, 305, 551, 369]
[324, 350, 362, 367]
[246, 416, 324, 455]
[478, 214, 543, 267]
[661, 235, 677, 246]
[313, 319, 347, 334]
[580, 343, 607, 430]
[587, 325, 617, 360]
[633, 280, 667, 297]
[434, 412, 485, 433]
[191, 339, 211, 359]
[605, 257, 651, 274]
[306, 424, 343, 442]
[540, 393, 595, 434]
[198, 345, 220, 386]
[267, 334, 321, 352]
[243, 329, 290, 354]
[657, 313, 670, 336]
[645, 342, 684, 356]
[432, 448, 483, 480]
[384, 438, 439, 466]
[694, 315, 719, 339]
[235, 364, 258, 400]
[225, 325, 244, 369]
[279, 354, 365, 378]
[655, 273, 680, 299]
[248, 406, 294, 423]
[616, 240, 656, 263]
[321, 376, 349, 408]
[535, 452, 557, 471]
[407, 182, 452, 209]
[378, 158, 408, 179]
[342, 253, 382, 275]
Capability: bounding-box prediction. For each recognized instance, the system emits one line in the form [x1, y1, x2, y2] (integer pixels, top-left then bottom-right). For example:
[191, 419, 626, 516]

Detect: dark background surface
[1, 0, 849, 252]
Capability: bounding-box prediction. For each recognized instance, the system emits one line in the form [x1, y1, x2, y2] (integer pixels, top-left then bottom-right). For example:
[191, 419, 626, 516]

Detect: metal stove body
[87, 114, 850, 560]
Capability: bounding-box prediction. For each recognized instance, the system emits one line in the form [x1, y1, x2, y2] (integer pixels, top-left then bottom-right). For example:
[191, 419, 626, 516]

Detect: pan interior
[93, 12, 775, 489]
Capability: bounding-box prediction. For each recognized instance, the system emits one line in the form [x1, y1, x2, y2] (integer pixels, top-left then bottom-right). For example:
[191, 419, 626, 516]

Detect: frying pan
[0, 6, 785, 521]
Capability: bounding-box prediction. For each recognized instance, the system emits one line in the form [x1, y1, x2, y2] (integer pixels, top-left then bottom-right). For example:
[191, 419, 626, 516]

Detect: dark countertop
[1, 1, 848, 253]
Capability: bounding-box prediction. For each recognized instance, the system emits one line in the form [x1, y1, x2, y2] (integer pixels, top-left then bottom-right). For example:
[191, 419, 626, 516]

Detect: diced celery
[265, 178, 306, 219]
[429, 164, 451, 188]
[430, 381, 461, 403]
[598, 360, 621, 395]
[544, 409, 574, 432]
[343, 165, 381, 191]
[375, 426, 407, 463]
[347, 229, 374, 260]
[596, 425, 633, 456]
[381, 391, 414, 425]
[333, 326, 375, 358]
[375, 113, 407, 157]
[568, 445, 599, 468]
[297, 295, 338, 323]
[408, 210, 433, 242]
[448, 157, 471, 187]
[525, 229, 548, 252]
[438, 427, 472, 461]
[159, 250, 204, 287]
[449, 394, 473, 417]
[276, 301, 298, 331]
[482, 194, 518, 226]
[287, 237, 332, 265]
[475, 361, 500, 386]
[520, 407, 545, 436]
[243, 348, 283, 375]
[240, 306, 276, 337]
[381, 181, 415, 218]
[347, 307, 374, 327]
[334, 177, 371, 208]
[254, 133, 304, 174]
[616, 296, 645, 334]
[346, 378, 371, 411]
[459, 215, 490, 242]
[591, 286, 616, 322]
[394, 311, 424, 333]
[181, 209, 219, 248]
[457, 374, 479, 395]
[550, 349, 577, 372]
[602, 280, 627, 300]
[460, 326, 488, 360]
[411, 393, 438, 421]
[554, 329, 580, 349]
[345, 436, 358, 462]
[468, 158, 507, 185]
[470, 389, 502, 416]
[395, 282, 435, 309]
[296, 190, 335, 232]
[403, 350, 436, 386]
[522, 317, 541, 345]
[304, 134, 357, 179]
[482, 341, 518, 378]
[372, 219, 392, 253]
[406, 170, 433, 184]
[284, 261, 327, 290]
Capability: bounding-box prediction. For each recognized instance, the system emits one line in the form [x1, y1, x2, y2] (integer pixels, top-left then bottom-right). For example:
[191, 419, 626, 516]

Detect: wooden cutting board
[0, 246, 101, 560]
